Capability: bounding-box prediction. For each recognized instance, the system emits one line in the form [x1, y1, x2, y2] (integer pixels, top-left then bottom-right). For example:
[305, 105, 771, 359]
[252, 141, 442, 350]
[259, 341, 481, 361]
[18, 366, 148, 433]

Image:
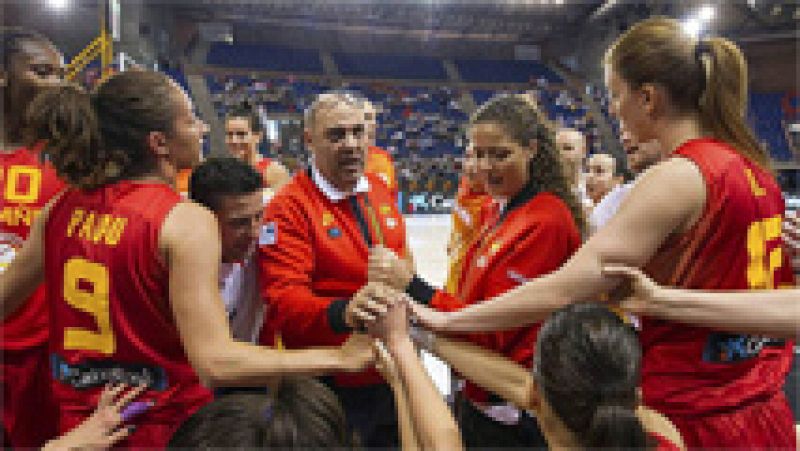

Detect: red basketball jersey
[641, 138, 794, 417]
[255, 157, 272, 174]
[45, 182, 211, 428]
[1, 146, 64, 349]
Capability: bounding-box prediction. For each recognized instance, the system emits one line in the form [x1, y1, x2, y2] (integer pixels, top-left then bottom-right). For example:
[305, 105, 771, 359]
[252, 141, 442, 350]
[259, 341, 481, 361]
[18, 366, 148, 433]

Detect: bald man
[555, 128, 592, 211]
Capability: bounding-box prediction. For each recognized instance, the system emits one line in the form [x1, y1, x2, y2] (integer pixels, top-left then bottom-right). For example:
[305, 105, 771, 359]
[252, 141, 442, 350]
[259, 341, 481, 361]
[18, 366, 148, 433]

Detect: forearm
[432, 336, 534, 410]
[0, 259, 43, 321]
[198, 340, 349, 387]
[267, 289, 352, 341]
[442, 250, 616, 332]
[390, 337, 463, 450]
[646, 288, 799, 340]
[390, 380, 421, 451]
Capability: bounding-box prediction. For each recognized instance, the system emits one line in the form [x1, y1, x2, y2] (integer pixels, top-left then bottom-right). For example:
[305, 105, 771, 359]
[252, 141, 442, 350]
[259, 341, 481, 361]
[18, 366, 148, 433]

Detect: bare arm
[430, 334, 534, 410]
[387, 336, 463, 450]
[415, 158, 706, 332]
[371, 299, 463, 451]
[374, 340, 421, 451]
[606, 265, 799, 340]
[161, 202, 373, 387]
[0, 197, 57, 320]
[263, 161, 291, 191]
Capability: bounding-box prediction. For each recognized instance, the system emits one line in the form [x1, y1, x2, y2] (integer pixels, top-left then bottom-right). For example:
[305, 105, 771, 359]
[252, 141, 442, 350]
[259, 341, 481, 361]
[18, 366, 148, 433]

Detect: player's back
[44, 181, 211, 434]
[642, 138, 793, 416]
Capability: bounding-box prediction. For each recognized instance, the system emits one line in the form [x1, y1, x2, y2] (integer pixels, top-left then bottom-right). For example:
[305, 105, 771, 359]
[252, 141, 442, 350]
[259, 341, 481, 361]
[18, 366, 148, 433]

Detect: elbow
[188, 347, 239, 389]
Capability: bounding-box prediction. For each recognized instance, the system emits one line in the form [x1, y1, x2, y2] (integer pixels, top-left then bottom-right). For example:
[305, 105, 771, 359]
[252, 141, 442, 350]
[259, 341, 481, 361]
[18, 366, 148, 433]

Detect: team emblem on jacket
[476, 255, 487, 268]
[379, 204, 392, 215]
[385, 217, 397, 229]
[260, 222, 277, 245]
[322, 211, 335, 227]
[328, 227, 342, 239]
[490, 242, 501, 254]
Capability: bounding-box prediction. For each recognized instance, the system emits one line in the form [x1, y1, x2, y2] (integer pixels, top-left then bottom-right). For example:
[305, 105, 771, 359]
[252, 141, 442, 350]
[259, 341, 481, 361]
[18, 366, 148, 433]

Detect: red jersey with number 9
[44, 182, 211, 437]
[641, 138, 794, 417]
[1, 146, 65, 349]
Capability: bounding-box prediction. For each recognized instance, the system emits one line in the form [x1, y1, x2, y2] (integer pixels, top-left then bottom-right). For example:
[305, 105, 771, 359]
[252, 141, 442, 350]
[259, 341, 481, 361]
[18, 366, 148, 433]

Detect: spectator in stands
[585, 153, 623, 205]
[258, 91, 408, 447]
[168, 377, 355, 448]
[225, 103, 291, 192]
[556, 127, 593, 212]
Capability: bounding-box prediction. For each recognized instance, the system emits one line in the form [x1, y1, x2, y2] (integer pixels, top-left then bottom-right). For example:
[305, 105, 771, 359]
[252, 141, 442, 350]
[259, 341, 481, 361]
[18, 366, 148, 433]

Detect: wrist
[386, 334, 415, 355]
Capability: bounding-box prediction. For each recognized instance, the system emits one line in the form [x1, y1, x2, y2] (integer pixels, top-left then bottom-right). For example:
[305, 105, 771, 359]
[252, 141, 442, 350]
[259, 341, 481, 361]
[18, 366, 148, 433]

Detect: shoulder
[162, 201, 219, 245]
[365, 172, 392, 196]
[525, 193, 576, 226]
[267, 173, 313, 208]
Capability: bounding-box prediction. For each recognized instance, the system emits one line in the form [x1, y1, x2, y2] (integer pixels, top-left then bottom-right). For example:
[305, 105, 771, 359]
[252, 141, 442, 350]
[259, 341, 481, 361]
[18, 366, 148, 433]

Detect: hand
[367, 294, 411, 345]
[43, 383, 149, 450]
[408, 302, 450, 333]
[345, 282, 398, 329]
[372, 339, 401, 387]
[368, 245, 414, 291]
[339, 332, 376, 372]
[602, 265, 668, 315]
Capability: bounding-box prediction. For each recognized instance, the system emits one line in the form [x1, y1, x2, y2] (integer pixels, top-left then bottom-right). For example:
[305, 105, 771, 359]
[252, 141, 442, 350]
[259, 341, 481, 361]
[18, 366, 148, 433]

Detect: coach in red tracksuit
[258, 91, 407, 447]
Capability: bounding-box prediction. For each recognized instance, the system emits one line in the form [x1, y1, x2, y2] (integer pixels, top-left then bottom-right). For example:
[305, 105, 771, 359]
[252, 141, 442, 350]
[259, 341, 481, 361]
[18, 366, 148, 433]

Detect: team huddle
[1, 16, 798, 449]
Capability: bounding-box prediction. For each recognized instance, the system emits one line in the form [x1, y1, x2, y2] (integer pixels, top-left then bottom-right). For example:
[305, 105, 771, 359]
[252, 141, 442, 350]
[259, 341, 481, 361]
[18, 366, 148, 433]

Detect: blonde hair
[605, 17, 767, 167]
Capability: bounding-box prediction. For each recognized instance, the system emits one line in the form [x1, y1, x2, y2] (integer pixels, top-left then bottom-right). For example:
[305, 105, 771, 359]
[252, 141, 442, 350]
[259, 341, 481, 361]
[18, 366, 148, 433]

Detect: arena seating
[334, 53, 448, 80]
[207, 43, 323, 74]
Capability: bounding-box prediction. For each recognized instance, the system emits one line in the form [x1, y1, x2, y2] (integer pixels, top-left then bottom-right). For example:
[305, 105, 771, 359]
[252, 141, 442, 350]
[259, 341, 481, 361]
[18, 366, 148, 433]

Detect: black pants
[320, 378, 399, 448]
[457, 396, 547, 449]
[785, 347, 800, 422]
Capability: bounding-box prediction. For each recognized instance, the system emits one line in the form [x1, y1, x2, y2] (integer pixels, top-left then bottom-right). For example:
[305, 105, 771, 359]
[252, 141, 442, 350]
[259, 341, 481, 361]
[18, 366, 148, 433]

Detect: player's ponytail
[606, 17, 767, 168]
[586, 403, 649, 448]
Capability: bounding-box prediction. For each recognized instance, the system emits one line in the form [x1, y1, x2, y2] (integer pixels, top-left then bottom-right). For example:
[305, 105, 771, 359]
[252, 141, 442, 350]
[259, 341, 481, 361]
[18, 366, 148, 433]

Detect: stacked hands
[340, 244, 698, 378]
[338, 245, 438, 377]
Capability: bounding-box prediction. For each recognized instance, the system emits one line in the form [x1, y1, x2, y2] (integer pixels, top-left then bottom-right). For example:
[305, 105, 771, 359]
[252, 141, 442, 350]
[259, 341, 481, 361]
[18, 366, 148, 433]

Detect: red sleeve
[495, 215, 579, 365]
[258, 196, 347, 348]
[430, 289, 466, 311]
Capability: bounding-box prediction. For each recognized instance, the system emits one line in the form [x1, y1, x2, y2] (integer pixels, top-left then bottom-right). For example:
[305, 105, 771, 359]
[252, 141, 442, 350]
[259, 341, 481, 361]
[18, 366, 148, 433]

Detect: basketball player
[225, 103, 290, 192]
[0, 71, 373, 447]
[0, 27, 65, 447]
[399, 17, 797, 447]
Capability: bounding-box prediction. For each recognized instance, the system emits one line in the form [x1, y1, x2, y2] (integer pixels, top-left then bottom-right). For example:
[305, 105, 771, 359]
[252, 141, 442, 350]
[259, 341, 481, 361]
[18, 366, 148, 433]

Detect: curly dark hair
[471, 94, 586, 233]
[24, 70, 182, 189]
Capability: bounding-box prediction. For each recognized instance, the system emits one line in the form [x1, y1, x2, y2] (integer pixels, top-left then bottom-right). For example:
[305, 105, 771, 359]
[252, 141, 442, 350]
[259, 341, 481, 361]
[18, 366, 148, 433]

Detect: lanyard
[348, 194, 385, 248]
